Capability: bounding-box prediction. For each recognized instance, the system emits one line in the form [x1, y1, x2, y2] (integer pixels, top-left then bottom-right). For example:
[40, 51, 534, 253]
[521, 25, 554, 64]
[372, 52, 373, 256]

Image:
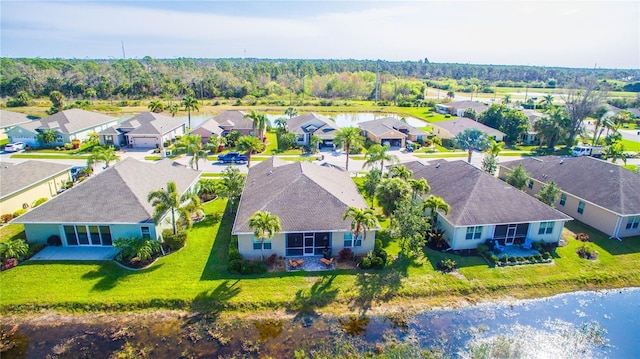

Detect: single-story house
[190, 117, 224, 144]
[6, 109, 118, 148]
[520, 110, 544, 145]
[0, 110, 38, 142]
[431, 117, 505, 142]
[404, 160, 571, 250]
[499, 156, 640, 239]
[13, 158, 201, 247]
[436, 100, 489, 117]
[358, 117, 429, 148]
[232, 157, 376, 258]
[100, 112, 186, 148]
[211, 110, 254, 136]
[0, 161, 72, 215]
[287, 112, 338, 148]
[626, 108, 640, 118]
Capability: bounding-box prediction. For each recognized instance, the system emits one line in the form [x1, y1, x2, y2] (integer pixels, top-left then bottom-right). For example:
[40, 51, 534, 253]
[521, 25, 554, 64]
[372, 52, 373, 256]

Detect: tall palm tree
[453, 128, 490, 163]
[248, 211, 282, 260]
[334, 127, 364, 171]
[284, 107, 298, 119]
[181, 95, 199, 129]
[237, 135, 265, 168]
[176, 134, 207, 170]
[385, 164, 413, 180]
[364, 144, 399, 172]
[342, 206, 379, 245]
[244, 109, 268, 140]
[274, 117, 288, 131]
[540, 94, 554, 110]
[207, 135, 227, 154]
[486, 138, 503, 157]
[408, 178, 430, 201]
[87, 146, 118, 168]
[148, 181, 199, 235]
[604, 141, 627, 165]
[148, 100, 164, 113]
[37, 129, 58, 147]
[168, 103, 179, 117]
[423, 196, 451, 226]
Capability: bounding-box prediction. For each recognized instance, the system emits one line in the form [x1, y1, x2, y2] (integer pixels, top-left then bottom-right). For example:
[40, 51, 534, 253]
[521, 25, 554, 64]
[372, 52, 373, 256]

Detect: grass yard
[620, 139, 640, 152]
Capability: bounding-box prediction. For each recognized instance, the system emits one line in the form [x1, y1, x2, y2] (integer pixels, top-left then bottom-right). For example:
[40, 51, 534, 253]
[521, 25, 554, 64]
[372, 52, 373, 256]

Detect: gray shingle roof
[120, 112, 185, 135]
[212, 110, 253, 130]
[286, 113, 338, 139]
[359, 117, 428, 137]
[501, 156, 640, 215]
[37, 109, 117, 134]
[14, 158, 201, 224]
[433, 117, 505, 137]
[232, 157, 368, 234]
[191, 117, 224, 136]
[98, 126, 122, 135]
[0, 110, 38, 129]
[404, 160, 571, 226]
[0, 161, 72, 199]
[444, 100, 490, 114]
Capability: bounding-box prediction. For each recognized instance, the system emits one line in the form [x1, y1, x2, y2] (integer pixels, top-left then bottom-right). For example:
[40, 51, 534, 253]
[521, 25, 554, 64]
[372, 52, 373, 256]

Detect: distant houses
[0, 110, 38, 143]
[431, 117, 505, 142]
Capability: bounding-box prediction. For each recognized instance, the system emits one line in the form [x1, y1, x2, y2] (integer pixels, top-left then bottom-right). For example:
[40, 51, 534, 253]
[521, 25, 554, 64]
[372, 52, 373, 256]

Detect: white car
[4, 142, 25, 152]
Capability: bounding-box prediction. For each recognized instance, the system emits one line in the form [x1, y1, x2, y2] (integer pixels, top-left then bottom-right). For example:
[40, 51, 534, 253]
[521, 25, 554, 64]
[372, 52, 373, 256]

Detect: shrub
[535, 254, 543, 262]
[228, 259, 242, 274]
[1, 214, 13, 223]
[163, 231, 187, 251]
[338, 247, 353, 261]
[375, 249, 388, 263]
[0, 239, 29, 262]
[437, 258, 457, 272]
[531, 241, 542, 251]
[374, 239, 383, 252]
[1, 258, 18, 271]
[265, 253, 277, 265]
[577, 245, 598, 260]
[500, 254, 508, 263]
[371, 256, 385, 269]
[517, 256, 526, 263]
[490, 255, 499, 265]
[241, 260, 267, 275]
[541, 252, 551, 260]
[113, 237, 161, 263]
[12, 209, 27, 218]
[576, 233, 590, 242]
[63, 143, 74, 150]
[47, 235, 62, 246]
[229, 248, 243, 262]
[508, 256, 517, 263]
[359, 257, 372, 269]
[477, 244, 490, 256]
[32, 197, 48, 208]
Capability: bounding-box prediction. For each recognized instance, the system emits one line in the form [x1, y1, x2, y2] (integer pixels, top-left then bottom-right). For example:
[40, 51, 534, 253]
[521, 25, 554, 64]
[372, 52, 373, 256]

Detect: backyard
[1, 198, 640, 315]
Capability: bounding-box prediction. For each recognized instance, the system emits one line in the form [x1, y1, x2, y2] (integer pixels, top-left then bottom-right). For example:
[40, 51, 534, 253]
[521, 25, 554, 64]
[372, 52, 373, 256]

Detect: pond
[3, 288, 639, 358]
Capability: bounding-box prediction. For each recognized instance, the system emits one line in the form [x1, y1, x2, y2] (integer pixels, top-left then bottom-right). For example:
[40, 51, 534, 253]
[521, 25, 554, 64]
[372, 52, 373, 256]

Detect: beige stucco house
[14, 158, 200, 248]
[431, 117, 505, 142]
[287, 112, 338, 148]
[499, 156, 640, 239]
[0, 161, 72, 215]
[405, 160, 571, 250]
[232, 157, 376, 259]
[358, 117, 429, 148]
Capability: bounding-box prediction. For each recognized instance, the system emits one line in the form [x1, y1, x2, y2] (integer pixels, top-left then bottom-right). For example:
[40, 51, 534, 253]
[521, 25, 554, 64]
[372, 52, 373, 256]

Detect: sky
[1, 0, 639, 69]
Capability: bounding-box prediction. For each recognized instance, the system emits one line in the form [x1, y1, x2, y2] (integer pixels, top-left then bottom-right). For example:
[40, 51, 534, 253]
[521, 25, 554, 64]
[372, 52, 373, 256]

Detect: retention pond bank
[3, 288, 639, 358]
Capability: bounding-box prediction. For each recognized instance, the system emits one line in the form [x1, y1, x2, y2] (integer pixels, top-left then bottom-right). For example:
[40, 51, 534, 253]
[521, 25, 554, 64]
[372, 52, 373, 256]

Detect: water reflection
[338, 315, 370, 337]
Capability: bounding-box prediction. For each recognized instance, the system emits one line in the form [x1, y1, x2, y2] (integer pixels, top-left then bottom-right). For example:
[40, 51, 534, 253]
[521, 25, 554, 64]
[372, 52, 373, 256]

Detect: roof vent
[559, 160, 564, 164]
[435, 163, 440, 168]
[267, 170, 273, 176]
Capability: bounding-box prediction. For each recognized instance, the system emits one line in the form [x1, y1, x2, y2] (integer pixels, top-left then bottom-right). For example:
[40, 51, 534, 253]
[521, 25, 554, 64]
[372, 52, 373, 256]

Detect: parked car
[4, 142, 25, 152]
[217, 152, 248, 164]
[70, 166, 86, 181]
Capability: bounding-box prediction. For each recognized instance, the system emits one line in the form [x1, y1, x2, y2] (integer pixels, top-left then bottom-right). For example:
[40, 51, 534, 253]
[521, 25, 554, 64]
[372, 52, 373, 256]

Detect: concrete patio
[286, 256, 335, 272]
[499, 245, 539, 257]
[29, 246, 120, 261]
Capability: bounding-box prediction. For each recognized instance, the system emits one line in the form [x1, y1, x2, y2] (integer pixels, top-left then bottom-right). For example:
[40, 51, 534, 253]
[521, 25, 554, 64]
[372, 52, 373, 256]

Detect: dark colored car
[217, 152, 248, 164]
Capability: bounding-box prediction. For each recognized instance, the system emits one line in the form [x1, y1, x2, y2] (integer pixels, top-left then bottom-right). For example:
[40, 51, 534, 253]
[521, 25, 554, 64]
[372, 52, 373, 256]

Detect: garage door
[132, 137, 158, 148]
[10, 136, 37, 147]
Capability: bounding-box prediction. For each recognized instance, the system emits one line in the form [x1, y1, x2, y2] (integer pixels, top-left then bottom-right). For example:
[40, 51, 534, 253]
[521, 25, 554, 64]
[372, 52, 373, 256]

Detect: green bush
[490, 255, 499, 265]
[508, 256, 517, 263]
[371, 256, 384, 269]
[374, 239, 383, 252]
[12, 209, 27, 218]
[228, 259, 242, 274]
[375, 249, 388, 263]
[162, 231, 187, 251]
[0, 238, 29, 262]
[229, 248, 242, 262]
[477, 244, 489, 256]
[240, 260, 267, 275]
[500, 254, 508, 263]
[1, 214, 13, 223]
[63, 143, 74, 150]
[437, 258, 457, 272]
[517, 256, 526, 263]
[32, 197, 48, 208]
[359, 257, 372, 269]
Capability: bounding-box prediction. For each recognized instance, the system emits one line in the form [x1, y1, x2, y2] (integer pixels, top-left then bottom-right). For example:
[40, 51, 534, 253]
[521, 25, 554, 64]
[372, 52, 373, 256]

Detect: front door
[304, 233, 315, 256]
[505, 224, 517, 245]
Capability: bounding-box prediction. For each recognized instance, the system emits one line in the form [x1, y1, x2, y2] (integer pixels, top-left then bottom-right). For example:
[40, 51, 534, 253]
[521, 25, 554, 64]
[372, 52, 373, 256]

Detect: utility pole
[121, 41, 126, 59]
[374, 61, 379, 104]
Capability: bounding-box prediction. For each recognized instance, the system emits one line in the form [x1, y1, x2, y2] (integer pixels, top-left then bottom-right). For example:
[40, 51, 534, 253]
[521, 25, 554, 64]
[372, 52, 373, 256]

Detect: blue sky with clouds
[1, 1, 638, 69]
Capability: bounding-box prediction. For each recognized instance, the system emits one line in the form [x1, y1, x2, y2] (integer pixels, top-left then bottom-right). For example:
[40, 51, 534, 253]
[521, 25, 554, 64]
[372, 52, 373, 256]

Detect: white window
[538, 222, 554, 235]
[626, 216, 640, 230]
[253, 236, 272, 250]
[465, 226, 483, 240]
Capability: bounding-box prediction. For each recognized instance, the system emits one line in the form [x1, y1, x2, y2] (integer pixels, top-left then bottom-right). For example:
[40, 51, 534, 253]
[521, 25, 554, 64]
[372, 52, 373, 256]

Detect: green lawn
[620, 139, 640, 152]
[2, 196, 640, 315]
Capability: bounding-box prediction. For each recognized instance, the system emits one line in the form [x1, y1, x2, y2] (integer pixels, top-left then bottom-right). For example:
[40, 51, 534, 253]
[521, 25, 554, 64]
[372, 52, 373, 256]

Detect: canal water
[3, 288, 638, 358]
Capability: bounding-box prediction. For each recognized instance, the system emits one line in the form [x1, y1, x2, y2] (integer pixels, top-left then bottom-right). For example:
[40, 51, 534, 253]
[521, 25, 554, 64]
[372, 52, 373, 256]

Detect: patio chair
[320, 257, 334, 267]
[494, 242, 505, 252]
[522, 238, 533, 250]
[288, 259, 298, 269]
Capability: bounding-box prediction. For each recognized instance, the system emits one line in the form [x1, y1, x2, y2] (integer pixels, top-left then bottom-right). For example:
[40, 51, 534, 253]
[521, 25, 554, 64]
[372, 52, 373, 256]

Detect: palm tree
[113, 237, 161, 262]
[148, 181, 199, 235]
[486, 138, 503, 157]
[37, 129, 57, 147]
[168, 104, 179, 117]
[48, 90, 64, 114]
[87, 145, 118, 168]
[342, 206, 379, 245]
[423, 196, 451, 226]
[237, 135, 265, 168]
[364, 144, 399, 172]
[385, 164, 413, 180]
[540, 94, 554, 110]
[453, 128, 490, 163]
[446, 91, 455, 99]
[604, 141, 627, 165]
[244, 109, 268, 140]
[248, 211, 282, 260]
[408, 178, 430, 201]
[274, 117, 288, 132]
[502, 94, 512, 105]
[334, 127, 364, 171]
[218, 165, 245, 214]
[148, 100, 164, 113]
[207, 135, 227, 154]
[284, 107, 298, 119]
[175, 134, 207, 170]
[0, 238, 29, 261]
[181, 95, 199, 129]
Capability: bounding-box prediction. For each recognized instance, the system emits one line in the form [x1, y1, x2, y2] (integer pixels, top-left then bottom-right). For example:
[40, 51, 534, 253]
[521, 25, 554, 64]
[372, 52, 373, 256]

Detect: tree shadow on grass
[200, 200, 234, 281]
[81, 262, 164, 291]
[191, 279, 241, 313]
[286, 274, 339, 324]
[565, 221, 640, 256]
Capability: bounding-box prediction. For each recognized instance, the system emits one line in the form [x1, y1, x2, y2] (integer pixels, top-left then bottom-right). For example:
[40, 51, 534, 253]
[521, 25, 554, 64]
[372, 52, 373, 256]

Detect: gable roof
[232, 157, 368, 234]
[286, 112, 338, 139]
[0, 161, 72, 199]
[191, 117, 224, 137]
[404, 160, 571, 226]
[359, 117, 428, 137]
[0, 110, 38, 129]
[119, 112, 185, 135]
[14, 158, 201, 224]
[501, 156, 640, 215]
[36, 109, 117, 134]
[432, 117, 505, 137]
[212, 110, 253, 130]
[444, 100, 490, 114]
